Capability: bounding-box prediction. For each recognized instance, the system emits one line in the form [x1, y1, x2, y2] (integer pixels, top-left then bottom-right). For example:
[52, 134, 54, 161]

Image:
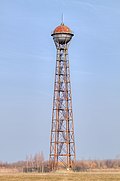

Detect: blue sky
[0, 0, 120, 162]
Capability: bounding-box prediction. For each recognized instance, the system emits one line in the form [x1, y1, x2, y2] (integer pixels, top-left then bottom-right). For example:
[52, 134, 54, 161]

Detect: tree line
[0, 153, 120, 172]
[74, 159, 120, 171]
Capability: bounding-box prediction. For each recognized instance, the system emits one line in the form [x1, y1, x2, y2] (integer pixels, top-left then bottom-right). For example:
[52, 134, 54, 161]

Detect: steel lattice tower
[49, 23, 76, 170]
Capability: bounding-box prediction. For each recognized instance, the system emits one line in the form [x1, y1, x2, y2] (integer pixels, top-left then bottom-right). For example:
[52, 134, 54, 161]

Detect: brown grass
[0, 172, 120, 181]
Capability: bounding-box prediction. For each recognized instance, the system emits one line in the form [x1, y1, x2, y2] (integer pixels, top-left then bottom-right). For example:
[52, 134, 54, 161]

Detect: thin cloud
[63, 0, 97, 11]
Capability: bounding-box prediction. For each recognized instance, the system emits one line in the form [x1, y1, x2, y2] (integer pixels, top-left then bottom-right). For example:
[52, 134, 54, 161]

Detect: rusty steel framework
[49, 23, 76, 170]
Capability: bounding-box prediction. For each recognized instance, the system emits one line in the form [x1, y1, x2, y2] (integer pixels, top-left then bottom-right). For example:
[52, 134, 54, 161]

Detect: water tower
[49, 22, 76, 170]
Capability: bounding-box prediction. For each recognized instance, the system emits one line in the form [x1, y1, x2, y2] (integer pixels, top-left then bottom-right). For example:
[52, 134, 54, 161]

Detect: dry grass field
[0, 172, 120, 181]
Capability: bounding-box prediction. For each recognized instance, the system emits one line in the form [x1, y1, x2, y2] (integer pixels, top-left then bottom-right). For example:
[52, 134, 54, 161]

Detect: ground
[0, 172, 120, 181]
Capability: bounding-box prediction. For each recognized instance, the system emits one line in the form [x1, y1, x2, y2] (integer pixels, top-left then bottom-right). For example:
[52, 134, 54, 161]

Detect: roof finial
[61, 13, 64, 25]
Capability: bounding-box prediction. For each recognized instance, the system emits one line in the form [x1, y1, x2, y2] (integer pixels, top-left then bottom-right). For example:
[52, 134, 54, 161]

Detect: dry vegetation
[1, 156, 120, 173]
[1, 154, 120, 180]
[0, 172, 120, 181]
